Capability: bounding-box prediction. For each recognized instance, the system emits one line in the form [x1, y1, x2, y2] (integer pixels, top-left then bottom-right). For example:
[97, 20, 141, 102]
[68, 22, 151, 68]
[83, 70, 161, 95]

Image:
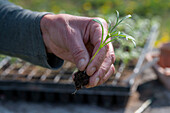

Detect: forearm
[0, 0, 63, 69]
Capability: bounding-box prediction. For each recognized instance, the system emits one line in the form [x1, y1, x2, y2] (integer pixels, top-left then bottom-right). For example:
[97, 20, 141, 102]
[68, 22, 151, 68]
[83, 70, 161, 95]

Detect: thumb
[68, 34, 89, 71]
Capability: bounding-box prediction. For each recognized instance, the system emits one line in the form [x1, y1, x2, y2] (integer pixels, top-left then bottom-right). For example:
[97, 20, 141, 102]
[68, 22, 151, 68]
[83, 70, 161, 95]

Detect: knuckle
[67, 28, 76, 38]
[96, 55, 104, 65]
[99, 65, 115, 85]
[93, 24, 101, 32]
[96, 17, 107, 27]
[56, 15, 76, 37]
[99, 67, 107, 78]
[91, 17, 105, 29]
[72, 47, 85, 59]
[90, 17, 108, 32]
[93, 60, 101, 68]
[101, 19, 107, 27]
[55, 15, 67, 27]
[102, 20, 107, 27]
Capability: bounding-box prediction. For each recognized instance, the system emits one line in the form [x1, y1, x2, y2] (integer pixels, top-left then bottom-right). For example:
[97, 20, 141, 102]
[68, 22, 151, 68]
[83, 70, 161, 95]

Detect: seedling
[73, 11, 136, 93]
[89, 11, 135, 64]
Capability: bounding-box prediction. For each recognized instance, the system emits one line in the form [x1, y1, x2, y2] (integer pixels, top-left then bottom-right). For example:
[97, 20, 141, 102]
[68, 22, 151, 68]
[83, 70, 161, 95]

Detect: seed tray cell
[0, 55, 146, 107]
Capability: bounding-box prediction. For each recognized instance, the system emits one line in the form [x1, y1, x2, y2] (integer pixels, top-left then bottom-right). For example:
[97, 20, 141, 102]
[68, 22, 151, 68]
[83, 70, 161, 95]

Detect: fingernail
[94, 77, 100, 86]
[89, 67, 96, 75]
[78, 59, 85, 70]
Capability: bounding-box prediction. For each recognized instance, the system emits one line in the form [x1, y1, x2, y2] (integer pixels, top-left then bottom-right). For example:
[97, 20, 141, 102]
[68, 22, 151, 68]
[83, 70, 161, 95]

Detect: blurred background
[0, 0, 170, 113]
[9, 0, 170, 46]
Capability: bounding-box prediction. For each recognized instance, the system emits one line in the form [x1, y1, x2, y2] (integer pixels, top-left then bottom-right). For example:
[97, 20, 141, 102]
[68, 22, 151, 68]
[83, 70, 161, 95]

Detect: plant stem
[88, 47, 101, 66]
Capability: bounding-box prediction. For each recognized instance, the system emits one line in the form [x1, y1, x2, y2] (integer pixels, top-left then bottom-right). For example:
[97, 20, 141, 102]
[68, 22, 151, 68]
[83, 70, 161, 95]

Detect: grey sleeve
[0, 0, 64, 69]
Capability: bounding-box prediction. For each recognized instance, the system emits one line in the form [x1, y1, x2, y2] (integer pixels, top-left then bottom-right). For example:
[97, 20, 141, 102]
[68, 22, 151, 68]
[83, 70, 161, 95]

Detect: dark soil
[73, 70, 90, 90]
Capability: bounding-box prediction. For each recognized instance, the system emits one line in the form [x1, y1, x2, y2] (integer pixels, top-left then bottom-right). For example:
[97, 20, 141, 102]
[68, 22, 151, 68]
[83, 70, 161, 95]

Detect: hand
[40, 14, 115, 88]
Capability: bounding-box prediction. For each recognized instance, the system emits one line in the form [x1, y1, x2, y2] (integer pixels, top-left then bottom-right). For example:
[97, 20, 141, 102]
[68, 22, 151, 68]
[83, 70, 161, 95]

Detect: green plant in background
[9, 0, 170, 37]
[88, 11, 135, 65]
[113, 15, 160, 65]
[0, 0, 162, 66]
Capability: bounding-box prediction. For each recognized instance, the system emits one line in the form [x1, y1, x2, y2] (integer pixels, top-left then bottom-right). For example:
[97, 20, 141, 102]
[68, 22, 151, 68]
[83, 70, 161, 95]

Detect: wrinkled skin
[40, 14, 115, 88]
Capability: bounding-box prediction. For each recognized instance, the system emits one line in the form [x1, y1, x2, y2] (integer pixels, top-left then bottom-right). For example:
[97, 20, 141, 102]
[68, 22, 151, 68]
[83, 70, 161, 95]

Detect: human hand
[40, 14, 115, 88]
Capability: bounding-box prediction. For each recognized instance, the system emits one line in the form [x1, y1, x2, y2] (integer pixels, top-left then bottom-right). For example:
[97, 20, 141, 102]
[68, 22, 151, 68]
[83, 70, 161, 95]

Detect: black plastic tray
[0, 24, 159, 107]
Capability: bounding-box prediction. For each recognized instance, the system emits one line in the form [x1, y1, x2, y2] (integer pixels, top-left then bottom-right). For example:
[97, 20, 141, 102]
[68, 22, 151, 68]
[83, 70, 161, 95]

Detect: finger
[97, 50, 115, 80]
[86, 43, 115, 87]
[86, 44, 108, 76]
[86, 64, 115, 88]
[89, 18, 108, 47]
[98, 64, 115, 85]
[86, 54, 115, 88]
[67, 28, 90, 71]
[86, 18, 108, 76]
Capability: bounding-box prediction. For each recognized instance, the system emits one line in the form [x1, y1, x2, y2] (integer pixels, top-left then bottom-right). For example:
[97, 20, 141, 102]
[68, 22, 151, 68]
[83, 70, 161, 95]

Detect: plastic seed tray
[0, 24, 159, 107]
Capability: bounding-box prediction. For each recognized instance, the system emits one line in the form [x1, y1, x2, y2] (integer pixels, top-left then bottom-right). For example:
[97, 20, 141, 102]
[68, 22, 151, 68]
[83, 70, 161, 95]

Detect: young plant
[73, 11, 136, 93]
[89, 11, 135, 64]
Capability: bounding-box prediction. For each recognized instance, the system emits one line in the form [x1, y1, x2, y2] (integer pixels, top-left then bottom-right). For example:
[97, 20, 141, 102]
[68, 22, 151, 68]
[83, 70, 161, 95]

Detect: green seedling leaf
[110, 11, 131, 33]
[121, 33, 135, 40]
[118, 15, 132, 25]
[89, 11, 135, 66]
[116, 10, 119, 24]
[103, 37, 118, 47]
[93, 19, 102, 25]
[108, 20, 112, 33]
[132, 40, 136, 47]
[120, 33, 136, 47]
[126, 35, 135, 41]
[118, 33, 126, 37]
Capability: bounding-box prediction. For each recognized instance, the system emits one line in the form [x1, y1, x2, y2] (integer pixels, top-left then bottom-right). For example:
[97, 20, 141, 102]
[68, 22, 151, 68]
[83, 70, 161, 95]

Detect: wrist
[40, 14, 54, 53]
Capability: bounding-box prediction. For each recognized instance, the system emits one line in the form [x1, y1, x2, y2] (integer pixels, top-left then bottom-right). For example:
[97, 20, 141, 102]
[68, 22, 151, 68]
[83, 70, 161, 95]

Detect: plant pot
[146, 50, 170, 90]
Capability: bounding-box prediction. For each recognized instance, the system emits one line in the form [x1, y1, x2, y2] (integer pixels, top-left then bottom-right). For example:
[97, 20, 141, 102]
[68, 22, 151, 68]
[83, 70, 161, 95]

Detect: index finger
[86, 18, 108, 76]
